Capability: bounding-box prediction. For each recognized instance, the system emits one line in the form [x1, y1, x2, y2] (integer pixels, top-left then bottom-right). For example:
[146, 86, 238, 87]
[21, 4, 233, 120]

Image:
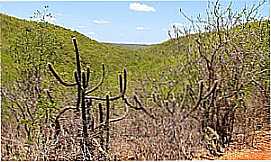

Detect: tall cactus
[48, 37, 128, 160]
[48, 37, 157, 160]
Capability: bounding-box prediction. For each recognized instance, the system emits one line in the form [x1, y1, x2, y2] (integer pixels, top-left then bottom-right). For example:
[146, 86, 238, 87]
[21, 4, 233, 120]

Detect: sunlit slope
[1, 13, 173, 88]
[1, 13, 269, 90]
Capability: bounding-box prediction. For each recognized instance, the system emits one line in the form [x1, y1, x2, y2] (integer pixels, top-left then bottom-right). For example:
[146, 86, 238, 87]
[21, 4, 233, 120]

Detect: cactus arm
[72, 37, 83, 111]
[118, 68, 127, 96]
[82, 71, 87, 88]
[85, 95, 121, 101]
[94, 103, 129, 130]
[72, 37, 81, 84]
[85, 68, 127, 101]
[85, 64, 105, 95]
[48, 63, 77, 87]
[54, 106, 77, 139]
[72, 37, 85, 114]
[119, 73, 123, 92]
[55, 106, 77, 121]
[107, 103, 129, 123]
[86, 67, 90, 88]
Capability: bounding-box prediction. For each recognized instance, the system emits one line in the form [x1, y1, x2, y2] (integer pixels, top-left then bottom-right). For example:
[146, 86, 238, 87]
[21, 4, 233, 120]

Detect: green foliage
[1, 8, 64, 141]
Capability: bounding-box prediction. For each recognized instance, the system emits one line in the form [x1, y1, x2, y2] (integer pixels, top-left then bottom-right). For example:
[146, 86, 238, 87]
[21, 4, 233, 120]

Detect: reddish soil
[219, 130, 271, 160]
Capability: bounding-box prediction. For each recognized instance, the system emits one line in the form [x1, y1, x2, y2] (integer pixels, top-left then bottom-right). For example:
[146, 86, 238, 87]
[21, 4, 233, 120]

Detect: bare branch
[124, 95, 156, 119]
[85, 64, 105, 95]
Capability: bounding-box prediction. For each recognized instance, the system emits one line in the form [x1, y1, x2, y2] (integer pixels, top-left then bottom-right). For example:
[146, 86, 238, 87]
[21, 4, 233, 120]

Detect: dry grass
[1, 105, 270, 160]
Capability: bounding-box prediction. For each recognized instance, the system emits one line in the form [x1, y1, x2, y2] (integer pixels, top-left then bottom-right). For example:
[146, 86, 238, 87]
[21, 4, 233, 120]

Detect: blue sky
[1, 0, 269, 44]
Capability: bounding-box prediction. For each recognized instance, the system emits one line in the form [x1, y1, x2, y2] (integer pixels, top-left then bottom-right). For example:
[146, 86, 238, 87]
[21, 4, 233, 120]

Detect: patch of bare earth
[219, 130, 271, 160]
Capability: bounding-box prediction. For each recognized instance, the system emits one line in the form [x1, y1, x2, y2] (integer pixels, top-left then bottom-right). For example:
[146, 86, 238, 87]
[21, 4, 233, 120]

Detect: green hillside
[1, 14, 178, 87]
[1, 13, 269, 96]
[1, 13, 269, 102]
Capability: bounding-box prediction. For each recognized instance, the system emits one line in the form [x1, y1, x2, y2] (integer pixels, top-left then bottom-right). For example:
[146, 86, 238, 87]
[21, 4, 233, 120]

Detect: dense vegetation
[1, 1, 270, 160]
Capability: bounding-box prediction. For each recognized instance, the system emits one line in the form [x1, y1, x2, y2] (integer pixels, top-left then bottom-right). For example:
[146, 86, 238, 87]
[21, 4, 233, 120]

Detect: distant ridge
[104, 42, 151, 49]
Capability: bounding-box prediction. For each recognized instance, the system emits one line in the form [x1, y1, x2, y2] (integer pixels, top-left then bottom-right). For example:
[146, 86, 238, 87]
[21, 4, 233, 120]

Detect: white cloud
[136, 26, 151, 31]
[129, 2, 155, 12]
[93, 19, 111, 24]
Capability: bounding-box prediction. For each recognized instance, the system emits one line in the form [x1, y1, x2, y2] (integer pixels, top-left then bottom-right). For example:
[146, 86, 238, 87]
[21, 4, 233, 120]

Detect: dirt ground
[219, 130, 271, 160]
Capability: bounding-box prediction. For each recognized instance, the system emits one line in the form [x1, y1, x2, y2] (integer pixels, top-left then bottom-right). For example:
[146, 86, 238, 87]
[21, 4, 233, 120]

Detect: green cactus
[48, 37, 157, 160]
[48, 37, 127, 160]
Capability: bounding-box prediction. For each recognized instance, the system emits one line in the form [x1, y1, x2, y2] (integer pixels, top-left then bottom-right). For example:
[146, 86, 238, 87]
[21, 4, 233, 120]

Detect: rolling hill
[1, 13, 269, 100]
[1, 13, 178, 86]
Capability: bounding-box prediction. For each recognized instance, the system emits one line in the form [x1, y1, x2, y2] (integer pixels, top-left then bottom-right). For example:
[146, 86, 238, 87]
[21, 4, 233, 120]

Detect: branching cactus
[47, 37, 129, 160]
